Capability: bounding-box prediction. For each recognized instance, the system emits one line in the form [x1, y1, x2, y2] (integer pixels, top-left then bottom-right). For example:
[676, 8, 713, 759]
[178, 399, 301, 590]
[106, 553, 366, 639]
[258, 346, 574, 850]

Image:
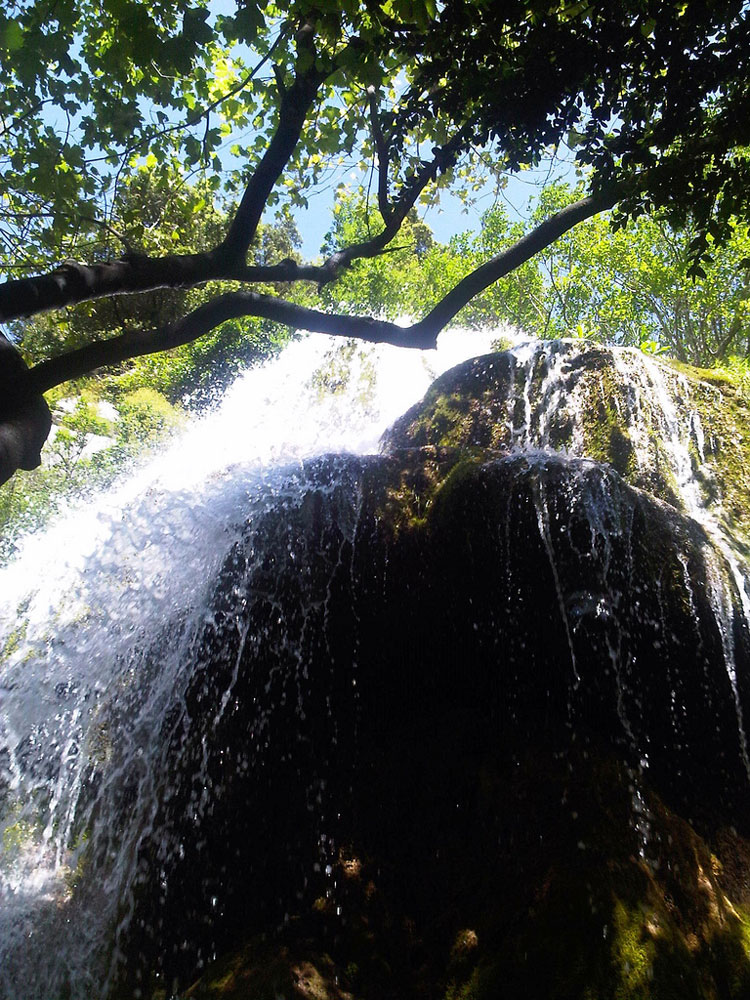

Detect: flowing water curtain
[0, 327, 500, 998]
[2, 334, 750, 996]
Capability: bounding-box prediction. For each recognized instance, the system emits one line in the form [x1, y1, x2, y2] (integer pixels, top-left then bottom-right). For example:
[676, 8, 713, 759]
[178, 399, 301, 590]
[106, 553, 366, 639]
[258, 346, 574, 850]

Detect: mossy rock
[384, 342, 750, 542]
[662, 358, 750, 544]
[113, 447, 750, 997]
[107, 345, 750, 999]
[181, 753, 750, 1000]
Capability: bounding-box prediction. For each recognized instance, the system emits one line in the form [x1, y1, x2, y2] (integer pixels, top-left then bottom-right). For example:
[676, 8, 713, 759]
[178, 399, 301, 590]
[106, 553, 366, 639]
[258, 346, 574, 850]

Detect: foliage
[0, 382, 182, 563]
[497, 182, 750, 362]
[1, 1, 750, 487]
[320, 189, 547, 329]
[116, 387, 182, 445]
[0, 2, 747, 286]
[318, 188, 437, 319]
[13, 169, 304, 405]
[394, 1, 750, 268]
[321, 185, 750, 364]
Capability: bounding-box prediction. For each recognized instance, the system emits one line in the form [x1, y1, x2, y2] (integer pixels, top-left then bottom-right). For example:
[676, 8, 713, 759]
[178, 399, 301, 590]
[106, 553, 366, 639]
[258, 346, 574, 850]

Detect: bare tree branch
[367, 88, 393, 224]
[410, 188, 621, 340]
[0, 251, 223, 322]
[0, 187, 622, 487]
[25, 189, 619, 398]
[26, 293, 432, 398]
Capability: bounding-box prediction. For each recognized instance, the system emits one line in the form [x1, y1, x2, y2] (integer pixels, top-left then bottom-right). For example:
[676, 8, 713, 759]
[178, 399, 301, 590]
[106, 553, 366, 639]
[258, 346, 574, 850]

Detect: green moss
[430, 453, 486, 513]
[408, 391, 475, 449]
[369, 448, 448, 539]
[385, 353, 516, 453]
[734, 906, 750, 959]
[181, 941, 353, 1000]
[2, 817, 36, 854]
[546, 407, 575, 451]
[643, 430, 683, 509]
[578, 367, 637, 480]
[444, 964, 491, 1000]
[664, 363, 750, 541]
[665, 357, 738, 389]
[0, 619, 26, 663]
[611, 900, 656, 999]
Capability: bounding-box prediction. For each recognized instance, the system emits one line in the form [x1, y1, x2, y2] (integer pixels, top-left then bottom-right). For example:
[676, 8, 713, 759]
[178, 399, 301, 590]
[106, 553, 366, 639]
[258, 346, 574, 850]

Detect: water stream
[0, 328, 499, 999]
[1, 332, 748, 998]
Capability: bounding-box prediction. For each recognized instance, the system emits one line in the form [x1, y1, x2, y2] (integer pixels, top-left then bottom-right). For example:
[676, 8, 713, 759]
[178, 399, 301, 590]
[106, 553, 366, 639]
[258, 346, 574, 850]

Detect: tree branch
[216, 22, 327, 265]
[0, 333, 51, 486]
[410, 188, 621, 340]
[26, 293, 433, 397]
[0, 124, 473, 321]
[367, 88, 393, 224]
[0, 186, 623, 487]
[320, 127, 471, 277]
[0, 32, 352, 322]
[0, 251, 223, 322]
[25, 188, 621, 400]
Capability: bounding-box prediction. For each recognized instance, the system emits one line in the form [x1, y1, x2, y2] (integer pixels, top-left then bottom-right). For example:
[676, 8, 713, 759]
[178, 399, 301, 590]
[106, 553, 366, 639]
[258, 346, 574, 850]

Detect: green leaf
[0, 19, 24, 51]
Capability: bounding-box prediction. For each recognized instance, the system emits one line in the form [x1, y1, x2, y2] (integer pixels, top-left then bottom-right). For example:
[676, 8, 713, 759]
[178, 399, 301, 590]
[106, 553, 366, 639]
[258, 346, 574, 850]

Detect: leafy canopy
[1, 1, 747, 273]
[323, 185, 750, 365]
[1, 0, 749, 483]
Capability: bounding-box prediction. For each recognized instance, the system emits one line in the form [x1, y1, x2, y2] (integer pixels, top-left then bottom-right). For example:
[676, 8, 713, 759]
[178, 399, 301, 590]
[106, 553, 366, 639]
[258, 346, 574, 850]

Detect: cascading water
[0, 328, 500, 1000]
[386, 337, 750, 792]
[1, 332, 750, 998]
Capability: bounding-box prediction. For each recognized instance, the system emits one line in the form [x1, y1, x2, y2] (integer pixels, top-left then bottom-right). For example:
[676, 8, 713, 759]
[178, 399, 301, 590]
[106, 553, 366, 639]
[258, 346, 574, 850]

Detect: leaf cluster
[1, 0, 750, 489]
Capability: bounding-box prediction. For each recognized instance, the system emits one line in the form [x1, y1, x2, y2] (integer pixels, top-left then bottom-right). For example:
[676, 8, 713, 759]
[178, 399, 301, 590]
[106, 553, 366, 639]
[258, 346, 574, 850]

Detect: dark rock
[108, 348, 750, 998]
[0, 332, 52, 484]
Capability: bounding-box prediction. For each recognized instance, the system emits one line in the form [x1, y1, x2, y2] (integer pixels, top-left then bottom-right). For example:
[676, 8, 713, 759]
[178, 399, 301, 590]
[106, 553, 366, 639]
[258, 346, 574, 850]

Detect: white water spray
[0, 327, 501, 1000]
[1, 332, 749, 998]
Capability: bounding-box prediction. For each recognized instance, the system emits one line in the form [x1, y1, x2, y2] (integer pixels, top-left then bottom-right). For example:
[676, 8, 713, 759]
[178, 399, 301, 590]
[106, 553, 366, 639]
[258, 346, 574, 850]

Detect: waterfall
[0, 328, 500, 1000]
[1, 332, 749, 999]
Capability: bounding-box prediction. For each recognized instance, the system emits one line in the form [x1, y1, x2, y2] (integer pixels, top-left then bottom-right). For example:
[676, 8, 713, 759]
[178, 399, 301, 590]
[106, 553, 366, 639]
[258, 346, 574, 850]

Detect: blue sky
[289, 151, 579, 260]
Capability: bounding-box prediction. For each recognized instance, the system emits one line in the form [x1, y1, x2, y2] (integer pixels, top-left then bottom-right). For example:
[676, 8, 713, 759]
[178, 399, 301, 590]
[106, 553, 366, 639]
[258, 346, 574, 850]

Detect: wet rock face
[386, 341, 750, 539]
[117, 346, 750, 998]
[0, 333, 51, 485]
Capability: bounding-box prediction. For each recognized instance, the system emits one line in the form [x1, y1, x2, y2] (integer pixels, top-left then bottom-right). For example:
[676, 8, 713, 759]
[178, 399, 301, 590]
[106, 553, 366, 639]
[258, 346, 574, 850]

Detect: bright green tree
[14, 169, 305, 406]
[490, 182, 750, 362]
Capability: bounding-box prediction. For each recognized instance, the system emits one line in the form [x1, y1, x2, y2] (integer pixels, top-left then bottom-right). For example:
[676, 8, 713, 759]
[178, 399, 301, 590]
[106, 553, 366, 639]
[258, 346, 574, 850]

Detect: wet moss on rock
[114, 343, 750, 1000]
[384, 344, 750, 541]
[384, 353, 516, 453]
[180, 754, 750, 1000]
[665, 360, 750, 544]
[0, 619, 26, 664]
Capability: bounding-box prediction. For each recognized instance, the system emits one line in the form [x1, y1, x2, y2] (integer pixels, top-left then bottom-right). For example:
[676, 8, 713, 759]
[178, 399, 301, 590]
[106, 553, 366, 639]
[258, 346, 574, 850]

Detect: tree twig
[367, 88, 392, 224]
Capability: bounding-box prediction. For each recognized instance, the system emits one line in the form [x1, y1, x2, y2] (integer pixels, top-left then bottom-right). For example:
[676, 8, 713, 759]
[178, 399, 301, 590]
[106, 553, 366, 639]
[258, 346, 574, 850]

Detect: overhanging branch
[1, 182, 622, 488]
[410, 187, 621, 339]
[368, 88, 393, 224]
[0, 36, 329, 323]
[26, 293, 434, 397]
[25, 188, 620, 398]
[216, 70, 324, 265]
